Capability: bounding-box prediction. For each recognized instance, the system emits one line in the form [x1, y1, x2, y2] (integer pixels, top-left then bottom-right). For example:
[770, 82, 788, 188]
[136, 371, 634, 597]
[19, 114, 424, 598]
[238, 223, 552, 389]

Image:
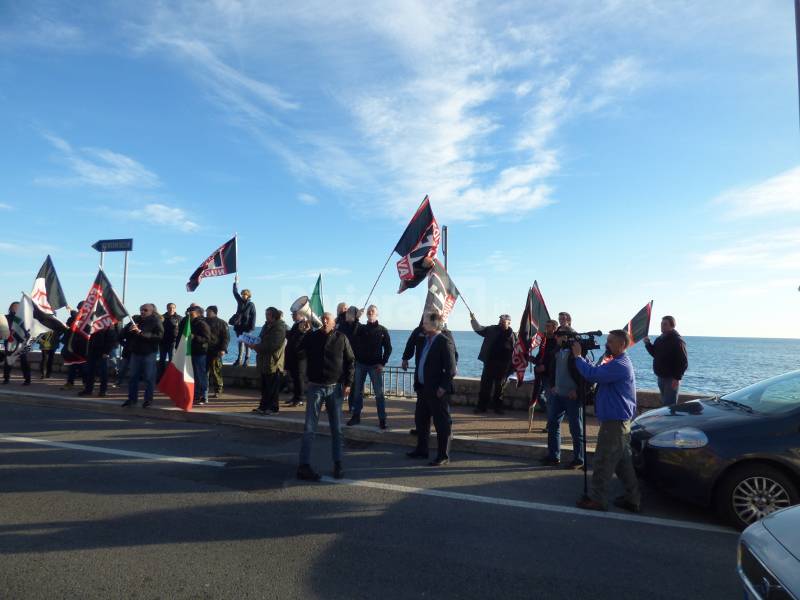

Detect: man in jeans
[158, 303, 181, 379]
[187, 306, 212, 406]
[204, 305, 230, 399]
[644, 315, 688, 406]
[539, 326, 584, 469]
[297, 312, 354, 482]
[121, 304, 164, 408]
[573, 329, 641, 513]
[347, 304, 392, 429]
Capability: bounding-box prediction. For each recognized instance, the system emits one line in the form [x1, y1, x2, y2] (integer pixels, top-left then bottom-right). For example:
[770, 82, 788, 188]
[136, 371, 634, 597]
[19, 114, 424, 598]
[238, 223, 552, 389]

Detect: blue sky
[1, 1, 798, 336]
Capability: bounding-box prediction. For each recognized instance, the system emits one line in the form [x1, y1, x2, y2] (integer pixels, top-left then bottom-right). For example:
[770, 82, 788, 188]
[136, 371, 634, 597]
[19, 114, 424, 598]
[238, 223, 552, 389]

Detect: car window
[722, 370, 800, 414]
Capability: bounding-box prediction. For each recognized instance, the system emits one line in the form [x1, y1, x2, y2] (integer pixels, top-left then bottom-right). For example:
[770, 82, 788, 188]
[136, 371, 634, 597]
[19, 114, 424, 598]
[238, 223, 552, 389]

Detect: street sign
[92, 238, 133, 253]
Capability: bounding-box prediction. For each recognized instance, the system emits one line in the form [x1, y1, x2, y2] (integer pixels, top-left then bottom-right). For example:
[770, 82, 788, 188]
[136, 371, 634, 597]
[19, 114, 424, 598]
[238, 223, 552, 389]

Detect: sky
[1, 1, 798, 336]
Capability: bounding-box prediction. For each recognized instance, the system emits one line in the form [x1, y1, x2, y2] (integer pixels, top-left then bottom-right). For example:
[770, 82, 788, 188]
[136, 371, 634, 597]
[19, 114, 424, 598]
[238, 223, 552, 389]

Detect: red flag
[187, 237, 237, 292]
[394, 196, 440, 293]
[511, 281, 551, 386]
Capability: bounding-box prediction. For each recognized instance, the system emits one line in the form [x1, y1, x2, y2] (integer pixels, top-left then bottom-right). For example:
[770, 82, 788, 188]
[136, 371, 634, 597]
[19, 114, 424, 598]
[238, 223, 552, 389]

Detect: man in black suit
[407, 312, 457, 466]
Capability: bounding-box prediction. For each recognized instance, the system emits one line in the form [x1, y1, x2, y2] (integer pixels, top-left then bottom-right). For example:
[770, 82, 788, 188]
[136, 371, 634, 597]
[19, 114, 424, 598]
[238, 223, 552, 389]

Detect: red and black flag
[63, 269, 128, 365]
[186, 237, 237, 292]
[511, 281, 551, 386]
[423, 259, 459, 322]
[31, 255, 68, 314]
[622, 300, 653, 346]
[394, 196, 440, 293]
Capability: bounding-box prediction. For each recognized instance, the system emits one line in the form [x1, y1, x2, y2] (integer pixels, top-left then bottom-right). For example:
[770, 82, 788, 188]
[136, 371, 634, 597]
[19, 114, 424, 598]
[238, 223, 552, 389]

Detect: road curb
[0, 391, 588, 460]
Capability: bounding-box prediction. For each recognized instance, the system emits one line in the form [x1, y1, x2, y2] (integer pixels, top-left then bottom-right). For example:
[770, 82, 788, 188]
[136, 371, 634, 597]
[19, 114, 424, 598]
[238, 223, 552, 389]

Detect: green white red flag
[157, 318, 195, 411]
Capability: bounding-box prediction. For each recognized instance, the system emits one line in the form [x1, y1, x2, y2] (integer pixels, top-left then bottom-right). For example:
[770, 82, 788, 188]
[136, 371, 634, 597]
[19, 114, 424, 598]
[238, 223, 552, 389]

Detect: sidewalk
[0, 373, 601, 460]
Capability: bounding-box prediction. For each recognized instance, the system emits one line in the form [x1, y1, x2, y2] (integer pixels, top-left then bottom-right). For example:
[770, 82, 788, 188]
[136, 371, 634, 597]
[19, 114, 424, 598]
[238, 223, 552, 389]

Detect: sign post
[91, 238, 133, 306]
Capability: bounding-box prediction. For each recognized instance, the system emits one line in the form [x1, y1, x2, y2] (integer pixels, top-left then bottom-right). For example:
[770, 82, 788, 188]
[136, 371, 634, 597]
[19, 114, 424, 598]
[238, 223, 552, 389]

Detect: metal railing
[364, 365, 416, 398]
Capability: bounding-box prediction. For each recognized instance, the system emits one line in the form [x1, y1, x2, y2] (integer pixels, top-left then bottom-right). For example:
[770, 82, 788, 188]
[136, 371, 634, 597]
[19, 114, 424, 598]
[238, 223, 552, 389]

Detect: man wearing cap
[205, 305, 230, 399]
[470, 312, 517, 415]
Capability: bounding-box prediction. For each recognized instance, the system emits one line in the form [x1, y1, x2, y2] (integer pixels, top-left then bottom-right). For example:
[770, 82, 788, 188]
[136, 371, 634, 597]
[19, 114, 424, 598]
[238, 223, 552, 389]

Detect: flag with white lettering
[423, 260, 459, 322]
[186, 237, 237, 292]
[394, 196, 440, 293]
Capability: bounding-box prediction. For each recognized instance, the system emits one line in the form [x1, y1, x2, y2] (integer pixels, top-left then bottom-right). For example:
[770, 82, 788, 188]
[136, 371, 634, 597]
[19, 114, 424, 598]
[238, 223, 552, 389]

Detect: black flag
[622, 301, 653, 346]
[63, 270, 128, 365]
[423, 259, 458, 321]
[186, 237, 237, 292]
[394, 196, 440, 293]
[31, 255, 68, 313]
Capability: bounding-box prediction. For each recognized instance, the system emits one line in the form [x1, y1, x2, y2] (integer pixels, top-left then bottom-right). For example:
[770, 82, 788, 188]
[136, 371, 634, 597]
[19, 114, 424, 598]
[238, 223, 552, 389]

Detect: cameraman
[539, 326, 584, 469]
[572, 330, 640, 513]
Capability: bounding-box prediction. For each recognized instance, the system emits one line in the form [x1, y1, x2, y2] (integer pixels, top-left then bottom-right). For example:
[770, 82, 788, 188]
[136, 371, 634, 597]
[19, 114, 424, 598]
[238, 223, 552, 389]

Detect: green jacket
[254, 319, 287, 374]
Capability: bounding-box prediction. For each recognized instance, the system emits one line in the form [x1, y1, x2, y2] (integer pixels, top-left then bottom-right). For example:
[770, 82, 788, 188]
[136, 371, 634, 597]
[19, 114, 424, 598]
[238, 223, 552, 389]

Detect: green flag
[310, 274, 324, 317]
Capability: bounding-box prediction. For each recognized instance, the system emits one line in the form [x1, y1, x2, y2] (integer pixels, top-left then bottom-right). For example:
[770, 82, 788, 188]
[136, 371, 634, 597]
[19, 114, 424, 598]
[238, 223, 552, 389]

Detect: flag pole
[234, 232, 239, 284]
[362, 249, 394, 309]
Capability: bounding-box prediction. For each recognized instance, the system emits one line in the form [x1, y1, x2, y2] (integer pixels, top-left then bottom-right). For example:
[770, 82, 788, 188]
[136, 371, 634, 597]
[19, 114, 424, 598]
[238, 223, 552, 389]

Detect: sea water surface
[224, 329, 800, 396]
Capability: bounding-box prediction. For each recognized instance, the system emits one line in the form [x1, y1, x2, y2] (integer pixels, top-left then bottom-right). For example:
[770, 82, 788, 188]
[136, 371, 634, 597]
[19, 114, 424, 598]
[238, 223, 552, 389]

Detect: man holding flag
[3, 301, 32, 385]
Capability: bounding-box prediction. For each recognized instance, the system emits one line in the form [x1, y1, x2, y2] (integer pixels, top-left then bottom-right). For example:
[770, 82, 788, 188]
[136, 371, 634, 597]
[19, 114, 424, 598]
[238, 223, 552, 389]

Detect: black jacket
[402, 325, 459, 364]
[534, 335, 559, 387]
[336, 319, 359, 345]
[189, 317, 212, 355]
[205, 316, 230, 355]
[413, 333, 457, 393]
[231, 283, 256, 334]
[285, 321, 309, 369]
[161, 313, 182, 348]
[470, 317, 517, 373]
[299, 329, 355, 387]
[645, 330, 688, 380]
[121, 315, 164, 356]
[351, 321, 392, 366]
[87, 327, 117, 358]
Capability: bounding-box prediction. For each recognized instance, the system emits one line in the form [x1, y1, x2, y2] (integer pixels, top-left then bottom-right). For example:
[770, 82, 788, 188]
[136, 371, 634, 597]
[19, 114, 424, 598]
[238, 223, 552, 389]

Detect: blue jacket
[574, 353, 637, 422]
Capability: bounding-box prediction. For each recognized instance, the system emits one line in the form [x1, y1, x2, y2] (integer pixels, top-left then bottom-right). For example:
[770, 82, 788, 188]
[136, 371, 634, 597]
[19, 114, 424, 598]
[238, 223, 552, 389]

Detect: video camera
[557, 330, 602, 356]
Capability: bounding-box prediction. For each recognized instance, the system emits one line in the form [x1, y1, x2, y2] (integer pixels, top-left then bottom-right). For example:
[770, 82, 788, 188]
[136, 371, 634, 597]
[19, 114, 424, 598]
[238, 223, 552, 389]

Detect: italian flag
[157, 319, 195, 411]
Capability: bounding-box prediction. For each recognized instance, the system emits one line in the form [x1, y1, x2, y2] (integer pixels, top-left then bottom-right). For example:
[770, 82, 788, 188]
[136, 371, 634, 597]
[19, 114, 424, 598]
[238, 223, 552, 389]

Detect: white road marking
[0, 433, 735, 535]
[0, 435, 227, 468]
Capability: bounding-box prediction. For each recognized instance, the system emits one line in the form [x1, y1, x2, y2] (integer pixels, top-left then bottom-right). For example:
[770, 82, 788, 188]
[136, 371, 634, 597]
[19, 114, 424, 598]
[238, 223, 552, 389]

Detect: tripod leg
[528, 403, 534, 433]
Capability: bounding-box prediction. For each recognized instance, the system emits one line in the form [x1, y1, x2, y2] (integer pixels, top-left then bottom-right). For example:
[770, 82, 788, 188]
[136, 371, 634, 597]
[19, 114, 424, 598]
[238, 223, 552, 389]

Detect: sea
[223, 329, 800, 396]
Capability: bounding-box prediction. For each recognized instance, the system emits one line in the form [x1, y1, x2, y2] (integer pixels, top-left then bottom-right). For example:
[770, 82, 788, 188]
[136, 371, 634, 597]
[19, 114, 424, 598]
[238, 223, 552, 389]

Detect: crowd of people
[2, 288, 689, 512]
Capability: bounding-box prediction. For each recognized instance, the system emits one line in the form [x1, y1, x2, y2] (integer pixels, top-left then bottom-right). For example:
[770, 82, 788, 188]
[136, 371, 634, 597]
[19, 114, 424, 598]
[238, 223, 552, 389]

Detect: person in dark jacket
[347, 305, 392, 429]
[249, 307, 287, 414]
[2, 302, 31, 385]
[470, 312, 517, 415]
[284, 313, 311, 407]
[335, 305, 360, 412]
[644, 315, 688, 406]
[530, 319, 559, 432]
[540, 326, 585, 468]
[61, 304, 85, 389]
[406, 312, 457, 466]
[158, 303, 181, 379]
[121, 304, 164, 408]
[231, 281, 256, 366]
[205, 305, 230, 399]
[78, 326, 116, 397]
[296, 312, 355, 482]
[185, 306, 212, 406]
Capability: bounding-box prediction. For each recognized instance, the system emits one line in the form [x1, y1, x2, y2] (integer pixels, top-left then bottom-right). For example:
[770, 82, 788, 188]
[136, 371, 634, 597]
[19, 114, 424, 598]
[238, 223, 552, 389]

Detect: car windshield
[720, 370, 800, 415]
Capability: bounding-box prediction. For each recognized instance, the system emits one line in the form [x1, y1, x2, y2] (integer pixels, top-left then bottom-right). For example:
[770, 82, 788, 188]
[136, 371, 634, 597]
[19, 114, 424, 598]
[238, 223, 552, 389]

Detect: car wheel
[715, 463, 799, 530]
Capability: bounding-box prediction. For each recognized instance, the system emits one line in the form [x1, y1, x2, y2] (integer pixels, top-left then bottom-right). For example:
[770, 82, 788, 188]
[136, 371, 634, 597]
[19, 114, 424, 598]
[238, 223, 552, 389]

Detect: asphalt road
[0, 400, 740, 599]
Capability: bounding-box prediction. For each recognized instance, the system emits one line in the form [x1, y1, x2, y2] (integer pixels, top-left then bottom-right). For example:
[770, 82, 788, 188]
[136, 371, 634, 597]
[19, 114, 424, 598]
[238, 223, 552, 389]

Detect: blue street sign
[91, 238, 133, 253]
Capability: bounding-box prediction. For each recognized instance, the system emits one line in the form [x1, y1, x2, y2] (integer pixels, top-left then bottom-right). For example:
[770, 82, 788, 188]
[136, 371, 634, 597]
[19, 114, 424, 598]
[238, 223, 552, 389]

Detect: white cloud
[103, 203, 200, 233]
[0, 203, 13, 211]
[698, 228, 800, 271]
[254, 267, 351, 281]
[298, 193, 319, 205]
[0, 241, 56, 256]
[37, 132, 160, 189]
[713, 166, 800, 218]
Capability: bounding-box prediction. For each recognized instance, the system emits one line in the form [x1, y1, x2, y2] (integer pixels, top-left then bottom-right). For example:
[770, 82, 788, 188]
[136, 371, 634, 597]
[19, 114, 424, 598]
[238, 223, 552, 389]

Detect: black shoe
[121, 400, 135, 408]
[98, 392, 107, 398]
[211, 392, 219, 399]
[429, 457, 450, 466]
[563, 460, 585, 470]
[613, 496, 642, 513]
[379, 419, 387, 430]
[2, 380, 9, 385]
[270, 407, 279, 414]
[22, 381, 31, 386]
[346, 415, 360, 426]
[406, 450, 428, 459]
[142, 401, 152, 408]
[493, 408, 505, 415]
[78, 390, 92, 397]
[473, 407, 487, 414]
[297, 464, 321, 482]
[409, 428, 417, 436]
[291, 400, 304, 407]
[538, 456, 561, 466]
[333, 462, 344, 480]
[252, 408, 268, 415]
[195, 399, 207, 406]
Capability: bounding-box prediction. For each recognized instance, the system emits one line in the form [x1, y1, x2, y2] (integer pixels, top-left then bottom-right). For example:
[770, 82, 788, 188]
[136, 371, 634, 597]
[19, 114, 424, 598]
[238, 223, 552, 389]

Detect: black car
[631, 370, 800, 529]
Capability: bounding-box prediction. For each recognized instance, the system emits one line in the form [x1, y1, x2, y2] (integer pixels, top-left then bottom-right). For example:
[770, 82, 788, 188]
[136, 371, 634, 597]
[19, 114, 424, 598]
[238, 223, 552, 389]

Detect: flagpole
[362, 249, 394, 309]
[234, 232, 239, 284]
